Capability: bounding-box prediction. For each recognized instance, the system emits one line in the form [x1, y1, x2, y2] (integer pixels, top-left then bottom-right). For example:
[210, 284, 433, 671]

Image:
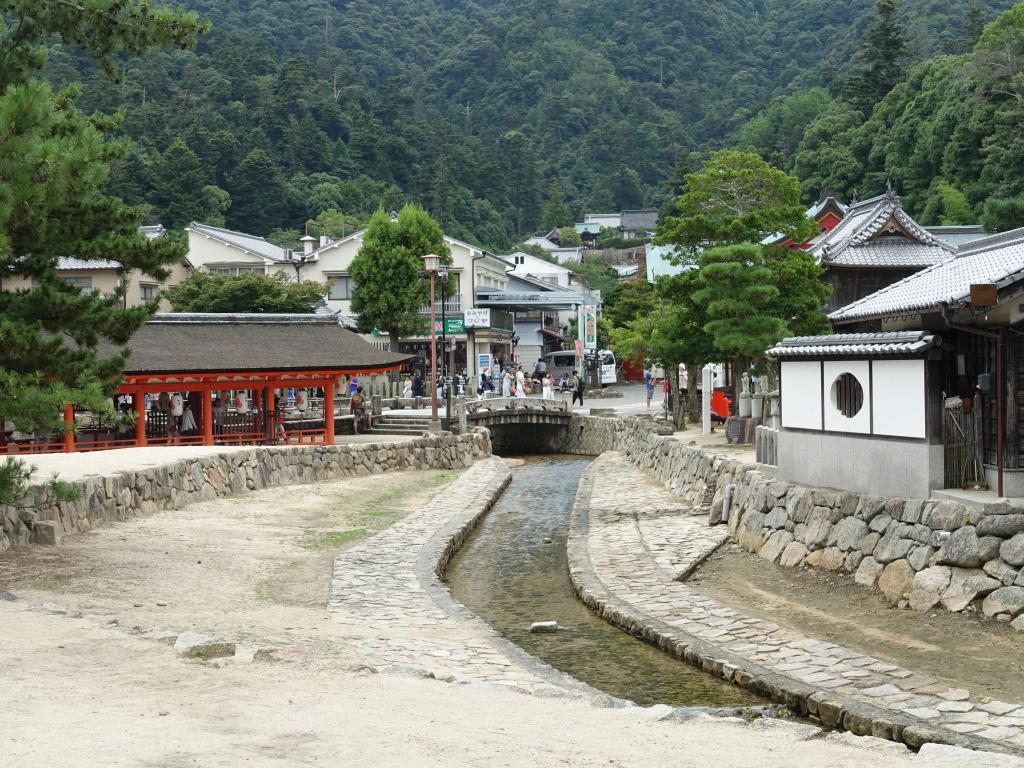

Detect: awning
[475, 288, 597, 312]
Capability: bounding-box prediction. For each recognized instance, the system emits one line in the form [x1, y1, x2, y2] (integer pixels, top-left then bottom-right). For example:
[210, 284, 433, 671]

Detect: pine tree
[0, 2, 205, 500]
[153, 138, 210, 230]
[229, 149, 286, 235]
[841, 0, 907, 113]
[540, 181, 572, 231]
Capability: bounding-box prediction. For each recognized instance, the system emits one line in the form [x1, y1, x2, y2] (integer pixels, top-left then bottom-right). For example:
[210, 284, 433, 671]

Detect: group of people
[478, 364, 586, 406]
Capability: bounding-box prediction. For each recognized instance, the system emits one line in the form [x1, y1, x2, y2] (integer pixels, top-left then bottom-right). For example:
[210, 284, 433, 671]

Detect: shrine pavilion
[4, 314, 411, 454]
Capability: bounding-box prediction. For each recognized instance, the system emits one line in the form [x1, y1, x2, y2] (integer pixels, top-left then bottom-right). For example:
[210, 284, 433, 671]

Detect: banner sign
[583, 305, 597, 350]
[477, 353, 492, 376]
[464, 308, 491, 328]
[444, 318, 465, 334]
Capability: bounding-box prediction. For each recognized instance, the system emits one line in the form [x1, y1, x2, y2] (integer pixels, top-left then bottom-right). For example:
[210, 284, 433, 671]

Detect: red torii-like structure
[6, 314, 411, 454]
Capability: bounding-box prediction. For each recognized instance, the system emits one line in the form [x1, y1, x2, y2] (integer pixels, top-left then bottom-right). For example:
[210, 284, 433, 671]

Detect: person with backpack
[572, 370, 584, 407]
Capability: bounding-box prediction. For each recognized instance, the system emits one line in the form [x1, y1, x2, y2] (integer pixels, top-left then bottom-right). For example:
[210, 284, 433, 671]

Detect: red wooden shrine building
[2, 314, 410, 454]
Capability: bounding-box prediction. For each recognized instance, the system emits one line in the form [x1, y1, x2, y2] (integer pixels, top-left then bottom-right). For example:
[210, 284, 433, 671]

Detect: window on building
[60, 275, 93, 292]
[831, 373, 864, 418]
[514, 255, 525, 265]
[329, 276, 355, 300]
[140, 284, 157, 300]
[209, 266, 264, 276]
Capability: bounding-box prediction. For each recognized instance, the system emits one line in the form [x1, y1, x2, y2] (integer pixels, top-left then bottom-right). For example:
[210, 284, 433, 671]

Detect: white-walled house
[268, 229, 514, 381]
[505, 251, 572, 289]
[185, 222, 288, 275]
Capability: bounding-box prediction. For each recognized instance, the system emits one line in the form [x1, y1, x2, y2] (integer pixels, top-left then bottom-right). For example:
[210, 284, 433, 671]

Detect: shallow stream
[445, 456, 762, 707]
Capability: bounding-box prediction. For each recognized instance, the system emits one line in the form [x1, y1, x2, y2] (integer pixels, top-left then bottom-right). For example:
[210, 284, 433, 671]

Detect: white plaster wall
[780, 361, 822, 431]
[823, 360, 871, 434]
[186, 232, 267, 272]
[872, 359, 926, 438]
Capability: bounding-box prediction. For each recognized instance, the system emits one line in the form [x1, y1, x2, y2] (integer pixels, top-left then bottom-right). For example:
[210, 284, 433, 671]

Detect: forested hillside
[43, 0, 1012, 248]
[736, 2, 1024, 230]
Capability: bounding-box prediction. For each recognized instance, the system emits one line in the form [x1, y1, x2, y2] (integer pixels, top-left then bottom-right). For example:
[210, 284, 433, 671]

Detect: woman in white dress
[501, 368, 512, 397]
[515, 366, 526, 399]
[542, 372, 554, 399]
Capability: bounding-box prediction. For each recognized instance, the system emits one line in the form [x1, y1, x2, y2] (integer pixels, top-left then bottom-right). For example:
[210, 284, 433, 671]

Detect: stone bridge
[459, 398, 575, 453]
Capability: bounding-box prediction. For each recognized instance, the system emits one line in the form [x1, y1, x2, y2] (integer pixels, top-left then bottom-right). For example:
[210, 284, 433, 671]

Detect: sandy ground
[0, 470, 1000, 767]
[0, 469, 458, 656]
[697, 543, 1024, 702]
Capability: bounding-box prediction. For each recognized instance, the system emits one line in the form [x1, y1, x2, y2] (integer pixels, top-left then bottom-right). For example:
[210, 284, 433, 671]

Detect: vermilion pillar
[62, 403, 75, 452]
[324, 381, 335, 445]
[201, 388, 214, 446]
[134, 390, 147, 446]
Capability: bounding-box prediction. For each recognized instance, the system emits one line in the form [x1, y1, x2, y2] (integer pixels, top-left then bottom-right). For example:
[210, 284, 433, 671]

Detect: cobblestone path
[572, 452, 1024, 756]
[327, 456, 592, 697]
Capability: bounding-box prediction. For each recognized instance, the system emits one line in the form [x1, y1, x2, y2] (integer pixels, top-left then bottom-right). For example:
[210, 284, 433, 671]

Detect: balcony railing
[419, 296, 462, 314]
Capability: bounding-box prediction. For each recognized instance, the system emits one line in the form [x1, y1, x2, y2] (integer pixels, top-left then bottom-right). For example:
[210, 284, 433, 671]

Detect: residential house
[574, 223, 602, 249]
[185, 222, 288, 275]
[273, 229, 514, 382]
[0, 225, 189, 309]
[521, 235, 583, 264]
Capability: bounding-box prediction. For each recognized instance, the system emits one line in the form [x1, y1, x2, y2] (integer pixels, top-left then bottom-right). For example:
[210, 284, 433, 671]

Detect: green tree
[349, 205, 451, 350]
[152, 138, 209, 230]
[656, 150, 815, 254]
[571, 254, 618, 296]
[602, 278, 656, 329]
[229, 149, 287, 235]
[540, 181, 572, 230]
[165, 272, 326, 313]
[200, 185, 231, 228]
[841, 0, 908, 113]
[0, 2, 205, 501]
[557, 226, 582, 246]
[982, 196, 1024, 232]
[762, 247, 831, 336]
[693, 244, 787, 360]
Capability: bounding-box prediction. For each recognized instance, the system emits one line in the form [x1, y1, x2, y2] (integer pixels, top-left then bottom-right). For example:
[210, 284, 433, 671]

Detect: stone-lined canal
[445, 456, 761, 707]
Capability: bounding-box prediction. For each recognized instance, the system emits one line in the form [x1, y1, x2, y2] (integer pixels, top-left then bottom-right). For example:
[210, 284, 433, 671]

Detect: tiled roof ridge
[767, 331, 941, 357]
[827, 257, 951, 321]
[956, 226, 1024, 256]
[189, 222, 274, 242]
[150, 313, 336, 324]
[847, 203, 950, 250]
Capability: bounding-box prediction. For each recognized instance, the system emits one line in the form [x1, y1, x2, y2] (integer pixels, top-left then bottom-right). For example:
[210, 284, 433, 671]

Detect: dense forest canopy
[42, 0, 1014, 248]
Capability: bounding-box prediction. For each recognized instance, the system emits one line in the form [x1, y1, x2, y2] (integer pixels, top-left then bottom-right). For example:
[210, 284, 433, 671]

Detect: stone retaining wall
[0, 430, 492, 555]
[560, 417, 1024, 625]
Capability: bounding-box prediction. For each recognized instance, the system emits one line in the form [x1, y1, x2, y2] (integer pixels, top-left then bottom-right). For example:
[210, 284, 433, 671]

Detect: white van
[540, 349, 617, 387]
[599, 349, 616, 386]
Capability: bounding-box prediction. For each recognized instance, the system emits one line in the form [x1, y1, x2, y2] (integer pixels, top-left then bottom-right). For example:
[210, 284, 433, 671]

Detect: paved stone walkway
[327, 456, 593, 697]
[571, 452, 1024, 756]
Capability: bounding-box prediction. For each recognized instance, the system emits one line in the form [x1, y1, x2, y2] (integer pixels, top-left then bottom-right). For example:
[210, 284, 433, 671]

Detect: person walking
[572, 370, 584, 408]
[644, 368, 655, 409]
[502, 367, 513, 398]
[412, 370, 424, 398]
[516, 366, 526, 398]
[542, 372, 554, 400]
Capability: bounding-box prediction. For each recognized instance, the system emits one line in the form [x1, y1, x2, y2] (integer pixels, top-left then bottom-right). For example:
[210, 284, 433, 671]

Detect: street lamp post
[423, 253, 442, 432]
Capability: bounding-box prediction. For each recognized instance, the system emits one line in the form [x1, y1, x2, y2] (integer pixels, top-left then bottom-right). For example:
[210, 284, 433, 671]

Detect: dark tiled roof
[105, 314, 410, 374]
[830, 228, 1024, 323]
[619, 210, 659, 231]
[767, 331, 941, 358]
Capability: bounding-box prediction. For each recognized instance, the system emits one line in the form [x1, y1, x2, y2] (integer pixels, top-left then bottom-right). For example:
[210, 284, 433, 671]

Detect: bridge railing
[464, 397, 570, 416]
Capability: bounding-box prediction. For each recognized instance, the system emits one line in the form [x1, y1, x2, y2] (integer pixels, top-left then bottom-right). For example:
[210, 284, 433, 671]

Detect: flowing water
[445, 456, 763, 707]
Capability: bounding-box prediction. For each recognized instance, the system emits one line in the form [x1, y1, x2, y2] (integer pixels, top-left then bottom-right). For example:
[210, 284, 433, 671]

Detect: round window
[830, 373, 864, 418]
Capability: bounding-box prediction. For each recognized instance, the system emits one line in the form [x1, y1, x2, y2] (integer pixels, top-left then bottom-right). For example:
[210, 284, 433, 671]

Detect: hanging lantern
[234, 391, 249, 414]
[295, 389, 308, 412]
[170, 393, 184, 417]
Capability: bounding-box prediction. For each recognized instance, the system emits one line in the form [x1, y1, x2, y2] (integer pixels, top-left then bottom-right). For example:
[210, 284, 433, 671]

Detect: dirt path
[695, 543, 1024, 701]
[0, 469, 459, 657]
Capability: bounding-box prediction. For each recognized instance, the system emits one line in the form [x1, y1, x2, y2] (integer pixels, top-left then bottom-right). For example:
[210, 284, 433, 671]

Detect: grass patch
[357, 472, 456, 522]
[297, 528, 370, 550]
[254, 578, 276, 602]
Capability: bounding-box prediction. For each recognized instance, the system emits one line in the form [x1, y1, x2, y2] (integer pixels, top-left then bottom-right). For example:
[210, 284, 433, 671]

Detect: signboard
[478, 353, 492, 376]
[583, 305, 597, 350]
[464, 308, 491, 328]
[444, 318, 465, 334]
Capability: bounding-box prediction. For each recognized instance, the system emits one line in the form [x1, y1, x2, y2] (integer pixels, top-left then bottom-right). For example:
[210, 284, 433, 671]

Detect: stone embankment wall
[0, 431, 491, 555]
[559, 416, 1024, 626]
